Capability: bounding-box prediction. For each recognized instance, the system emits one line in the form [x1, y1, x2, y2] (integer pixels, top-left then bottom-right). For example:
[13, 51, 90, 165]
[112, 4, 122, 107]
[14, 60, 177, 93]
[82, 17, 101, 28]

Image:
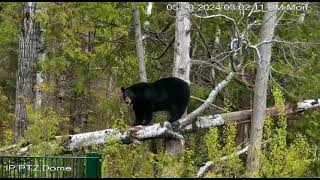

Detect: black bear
[121, 77, 190, 126]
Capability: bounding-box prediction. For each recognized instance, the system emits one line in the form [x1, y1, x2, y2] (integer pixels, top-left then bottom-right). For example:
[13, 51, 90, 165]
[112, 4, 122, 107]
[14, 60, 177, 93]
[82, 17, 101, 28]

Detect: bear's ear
[121, 87, 126, 92]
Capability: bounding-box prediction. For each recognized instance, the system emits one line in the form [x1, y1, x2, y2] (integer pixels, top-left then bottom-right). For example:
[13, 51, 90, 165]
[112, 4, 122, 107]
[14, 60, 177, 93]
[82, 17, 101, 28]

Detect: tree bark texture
[14, 2, 40, 142]
[172, 2, 191, 84]
[168, 2, 191, 155]
[35, 11, 45, 109]
[246, 2, 278, 173]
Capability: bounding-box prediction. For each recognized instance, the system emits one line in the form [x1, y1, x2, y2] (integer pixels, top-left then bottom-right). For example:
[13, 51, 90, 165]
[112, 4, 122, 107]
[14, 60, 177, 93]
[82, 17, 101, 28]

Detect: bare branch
[197, 145, 249, 178]
[176, 72, 235, 129]
[151, 37, 175, 59]
[240, 20, 258, 40]
[0, 56, 9, 64]
[256, 39, 320, 47]
[191, 59, 227, 73]
[269, 65, 309, 80]
[193, 14, 236, 25]
[251, 38, 320, 68]
[17, 144, 32, 155]
[249, 44, 263, 68]
[192, 19, 211, 58]
[197, 161, 213, 178]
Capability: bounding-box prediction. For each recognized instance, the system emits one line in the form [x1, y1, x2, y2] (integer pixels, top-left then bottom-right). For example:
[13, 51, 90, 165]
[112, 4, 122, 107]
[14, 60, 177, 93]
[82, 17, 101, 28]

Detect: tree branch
[151, 37, 175, 59]
[197, 145, 249, 178]
[192, 19, 211, 58]
[193, 14, 236, 25]
[176, 71, 235, 130]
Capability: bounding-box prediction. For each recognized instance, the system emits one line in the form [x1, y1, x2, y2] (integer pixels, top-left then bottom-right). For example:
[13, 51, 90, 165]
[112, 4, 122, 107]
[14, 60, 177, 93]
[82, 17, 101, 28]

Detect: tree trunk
[5, 97, 319, 153]
[14, 2, 40, 142]
[246, 2, 278, 174]
[133, 5, 158, 176]
[133, 6, 147, 83]
[35, 14, 45, 109]
[167, 2, 191, 155]
[172, 2, 191, 84]
[59, 98, 320, 151]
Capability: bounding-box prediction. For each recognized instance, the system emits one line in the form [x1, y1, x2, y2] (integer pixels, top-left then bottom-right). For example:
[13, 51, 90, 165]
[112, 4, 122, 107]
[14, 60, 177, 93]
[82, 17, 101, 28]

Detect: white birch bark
[57, 98, 320, 151]
[167, 2, 192, 155]
[3, 98, 319, 153]
[197, 146, 249, 178]
[172, 2, 191, 84]
[177, 72, 234, 130]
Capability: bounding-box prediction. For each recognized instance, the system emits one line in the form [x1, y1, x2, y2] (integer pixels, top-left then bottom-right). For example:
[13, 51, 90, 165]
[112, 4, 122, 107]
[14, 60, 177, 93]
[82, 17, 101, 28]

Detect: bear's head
[121, 87, 135, 105]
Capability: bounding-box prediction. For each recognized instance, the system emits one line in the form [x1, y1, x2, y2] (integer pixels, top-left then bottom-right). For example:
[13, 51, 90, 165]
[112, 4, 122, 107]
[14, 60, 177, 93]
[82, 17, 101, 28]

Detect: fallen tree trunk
[57, 98, 319, 151]
[2, 98, 319, 152]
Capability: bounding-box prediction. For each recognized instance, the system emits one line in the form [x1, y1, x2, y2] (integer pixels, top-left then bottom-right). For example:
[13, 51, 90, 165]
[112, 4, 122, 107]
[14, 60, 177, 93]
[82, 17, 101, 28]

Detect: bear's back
[125, 77, 189, 104]
[152, 77, 188, 87]
[151, 77, 190, 100]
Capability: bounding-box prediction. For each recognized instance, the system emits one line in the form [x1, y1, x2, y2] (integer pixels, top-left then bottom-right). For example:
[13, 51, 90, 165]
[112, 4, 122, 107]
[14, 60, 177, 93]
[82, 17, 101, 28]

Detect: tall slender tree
[133, 4, 161, 157]
[133, 5, 148, 83]
[166, 2, 191, 155]
[246, 2, 279, 174]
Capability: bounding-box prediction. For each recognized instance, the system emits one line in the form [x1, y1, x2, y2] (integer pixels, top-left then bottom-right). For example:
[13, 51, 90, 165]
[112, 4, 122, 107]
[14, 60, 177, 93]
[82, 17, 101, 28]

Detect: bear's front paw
[135, 125, 144, 128]
[128, 125, 144, 135]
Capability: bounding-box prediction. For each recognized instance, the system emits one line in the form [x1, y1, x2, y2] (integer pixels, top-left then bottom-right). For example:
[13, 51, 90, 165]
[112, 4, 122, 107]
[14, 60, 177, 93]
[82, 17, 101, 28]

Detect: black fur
[121, 77, 190, 125]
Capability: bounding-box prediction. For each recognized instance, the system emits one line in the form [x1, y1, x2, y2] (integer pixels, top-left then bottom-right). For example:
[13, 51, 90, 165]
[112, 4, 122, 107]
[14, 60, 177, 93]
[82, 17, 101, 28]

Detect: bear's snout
[125, 96, 132, 105]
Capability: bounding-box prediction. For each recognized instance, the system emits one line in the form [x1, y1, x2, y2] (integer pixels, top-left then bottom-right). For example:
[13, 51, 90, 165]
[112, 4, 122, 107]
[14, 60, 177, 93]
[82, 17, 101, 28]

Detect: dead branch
[197, 145, 249, 178]
[176, 71, 235, 129]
